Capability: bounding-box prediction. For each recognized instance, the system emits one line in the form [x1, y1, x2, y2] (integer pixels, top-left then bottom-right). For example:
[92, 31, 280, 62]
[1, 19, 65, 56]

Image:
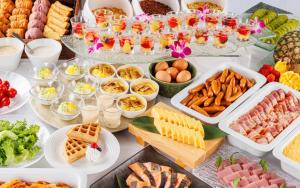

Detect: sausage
[221, 84, 226, 92]
[247, 79, 255, 88]
[220, 69, 229, 83]
[202, 88, 208, 96]
[225, 78, 234, 101]
[214, 92, 224, 106]
[191, 95, 208, 107]
[203, 106, 226, 113]
[227, 88, 243, 102]
[207, 72, 222, 83]
[233, 71, 242, 80]
[191, 105, 209, 116]
[181, 93, 195, 105]
[187, 96, 200, 107]
[240, 78, 247, 88]
[189, 84, 204, 94]
[204, 97, 214, 107]
[221, 100, 232, 107]
[211, 80, 221, 95]
[207, 87, 214, 97]
[233, 84, 238, 95]
[211, 111, 222, 117]
[225, 72, 235, 83]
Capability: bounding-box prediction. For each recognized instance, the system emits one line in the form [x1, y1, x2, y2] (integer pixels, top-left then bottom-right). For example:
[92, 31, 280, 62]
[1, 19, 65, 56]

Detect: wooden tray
[128, 102, 224, 169]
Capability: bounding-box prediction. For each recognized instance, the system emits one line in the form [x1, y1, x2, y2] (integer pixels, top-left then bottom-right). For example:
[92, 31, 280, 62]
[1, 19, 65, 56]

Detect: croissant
[6, 28, 25, 38]
[12, 8, 31, 16]
[9, 14, 28, 22]
[10, 20, 28, 29]
[0, 2, 15, 13]
[15, 0, 33, 9]
[0, 22, 8, 33]
[0, 16, 9, 24]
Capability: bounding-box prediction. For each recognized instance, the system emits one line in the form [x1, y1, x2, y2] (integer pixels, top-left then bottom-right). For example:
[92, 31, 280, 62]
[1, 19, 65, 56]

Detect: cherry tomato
[8, 88, 17, 98]
[0, 79, 2, 85]
[0, 84, 8, 92]
[1, 97, 10, 106]
[0, 91, 4, 100]
[3, 81, 10, 88]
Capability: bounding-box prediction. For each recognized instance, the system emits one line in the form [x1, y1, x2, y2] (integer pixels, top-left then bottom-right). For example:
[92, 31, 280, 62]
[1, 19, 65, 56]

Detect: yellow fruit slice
[279, 71, 300, 90]
[274, 61, 287, 74]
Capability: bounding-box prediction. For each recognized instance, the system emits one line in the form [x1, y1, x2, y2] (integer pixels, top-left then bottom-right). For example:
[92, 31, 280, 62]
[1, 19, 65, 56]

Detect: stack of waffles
[64, 123, 101, 163]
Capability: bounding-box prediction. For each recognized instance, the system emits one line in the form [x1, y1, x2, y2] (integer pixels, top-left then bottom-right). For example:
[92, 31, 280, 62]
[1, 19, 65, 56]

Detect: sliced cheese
[48, 8, 69, 22]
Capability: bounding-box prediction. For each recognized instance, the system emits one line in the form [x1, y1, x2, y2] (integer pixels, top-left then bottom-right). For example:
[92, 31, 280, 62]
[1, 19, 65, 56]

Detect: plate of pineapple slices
[44, 123, 120, 174]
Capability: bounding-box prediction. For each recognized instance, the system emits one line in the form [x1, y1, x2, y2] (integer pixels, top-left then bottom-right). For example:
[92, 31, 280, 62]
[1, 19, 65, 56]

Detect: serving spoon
[12, 32, 34, 54]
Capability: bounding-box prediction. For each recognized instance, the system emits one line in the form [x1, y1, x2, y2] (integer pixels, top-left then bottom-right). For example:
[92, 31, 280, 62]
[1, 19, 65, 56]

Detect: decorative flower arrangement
[135, 13, 152, 23]
[169, 41, 192, 58]
[196, 6, 210, 22]
[250, 17, 265, 34]
[88, 38, 103, 54]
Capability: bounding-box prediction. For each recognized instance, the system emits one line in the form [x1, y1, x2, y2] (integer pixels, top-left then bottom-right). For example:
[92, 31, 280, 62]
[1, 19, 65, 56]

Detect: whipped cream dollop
[85, 143, 102, 163]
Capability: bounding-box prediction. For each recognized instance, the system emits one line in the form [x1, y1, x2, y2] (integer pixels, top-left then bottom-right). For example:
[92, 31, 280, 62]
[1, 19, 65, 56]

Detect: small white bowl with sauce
[25, 39, 62, 67]
[0, 38, 24, 71]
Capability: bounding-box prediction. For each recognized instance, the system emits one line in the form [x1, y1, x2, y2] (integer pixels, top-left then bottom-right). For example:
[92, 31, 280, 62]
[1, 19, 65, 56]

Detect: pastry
[6, 28, 25, 38]
[0, 10, 10, 18]
[9, 14, 28, 22]
[15, 0, 33, 10]
[10, 20, 28, 29]
[43, 25, 61, 40]
[53, 1, 72, 14]
[0, 2, 14, 13]
[67, 123, 101, 144]
[64, 138, 87, 163]
[12, 8, 31, 16]
[47, 22, 67, 35]
[25, 27, 43, 39]
[0, 31, 4, 38]
[48, 16, 69, 29]
[47, 8, 69, 22]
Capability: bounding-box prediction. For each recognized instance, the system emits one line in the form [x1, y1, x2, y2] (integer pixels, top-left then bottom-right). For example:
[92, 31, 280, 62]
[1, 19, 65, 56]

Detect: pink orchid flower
[169, 41, 192, 58]
[250, 17, 265, 34]
[196, 6, 210, 21]
[135, 13, 152, 23]
[88, 38, 103, 54]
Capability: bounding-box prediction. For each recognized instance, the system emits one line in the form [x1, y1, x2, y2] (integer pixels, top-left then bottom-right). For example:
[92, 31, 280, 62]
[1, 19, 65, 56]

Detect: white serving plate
[83, 0, 134, 25]
[0, 71, 30, 115]
[0, 168, 87, 188]
[273, 126, 300, 180]
[132, 0, 180, 15]
[181, 0, 228, 13]
[44, 125, 120, 174]
[219, 82, 300, 157]
[171, 63, 266, 124]
[0, 114, 50, 168]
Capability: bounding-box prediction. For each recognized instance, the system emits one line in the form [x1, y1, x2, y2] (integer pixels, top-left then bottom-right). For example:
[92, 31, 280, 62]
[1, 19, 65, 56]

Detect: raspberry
[266, 74, 276, 82]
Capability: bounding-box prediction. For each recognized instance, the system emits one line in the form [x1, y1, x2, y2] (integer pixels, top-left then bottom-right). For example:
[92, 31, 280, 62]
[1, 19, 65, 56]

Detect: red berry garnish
[266, 74, 276, 82]
[262, 64, 273, 71]
[271, 69, 280, 78]
[91, 142, 98, 149]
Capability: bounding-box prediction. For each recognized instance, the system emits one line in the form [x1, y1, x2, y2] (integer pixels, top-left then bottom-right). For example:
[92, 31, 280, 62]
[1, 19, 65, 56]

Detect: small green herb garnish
[280, 183, 287, 188]
[229, 152, 239, 165]
[232, 177, 240, 188]
[259, 159, 269, 172]
[215, 155, 223, 168]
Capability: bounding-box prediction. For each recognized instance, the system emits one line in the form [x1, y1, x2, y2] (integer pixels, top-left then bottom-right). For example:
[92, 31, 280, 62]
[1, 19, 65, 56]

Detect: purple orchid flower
[88, 38, 103, 54]
[169, 41, 192, 58]
[135, 13, 152, 23]
[196, 6, 210, 21]
[250, 17, 265, 34]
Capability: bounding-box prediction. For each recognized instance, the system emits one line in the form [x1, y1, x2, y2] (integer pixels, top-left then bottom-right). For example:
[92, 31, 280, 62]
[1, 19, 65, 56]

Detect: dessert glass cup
[221, 13, 238, 33]
[110, 15, 127, 34]
[140, 33, 155, 54]
[159, 31, 175, 51]
[237, 23, 251, 41]
[167, 11, 183, 32]
[195, 28, 209, 45]
[71, 16, 85, 39]
[185, 10, 198, 28]
[205, 13, 219, 30]
[100, 31, 115, 51]
[94, 9, 113, 29]
[102, 105, 122, 129]
[213, 29, 229, 48]
[83, 25, 100, 46]
[119, 32, 135, 54]
[149, 14, 165, 34]
[177, 29, 192, 45]
[131, 20, 146, 34]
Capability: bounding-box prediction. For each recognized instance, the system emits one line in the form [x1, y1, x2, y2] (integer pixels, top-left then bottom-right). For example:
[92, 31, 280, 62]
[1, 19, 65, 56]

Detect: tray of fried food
[180, 69, 255, 117]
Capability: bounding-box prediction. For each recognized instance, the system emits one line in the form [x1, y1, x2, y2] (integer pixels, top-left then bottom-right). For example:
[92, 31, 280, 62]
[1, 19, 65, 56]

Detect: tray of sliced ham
[219, 82, 300, 157]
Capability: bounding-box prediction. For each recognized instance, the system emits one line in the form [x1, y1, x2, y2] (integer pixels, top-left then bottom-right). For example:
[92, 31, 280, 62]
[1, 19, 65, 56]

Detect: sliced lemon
[274, 61, 287, 74]
[279, 71, 300, 90]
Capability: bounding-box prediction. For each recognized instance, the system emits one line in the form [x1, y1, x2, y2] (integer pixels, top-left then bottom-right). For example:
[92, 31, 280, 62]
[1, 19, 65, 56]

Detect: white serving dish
[0, 168, 86, 188]
[83, 0, 134, 25]
[219, 82, 300, 157]
[117, 94, 147, 118]
[116, 64, 145, 83]
[0, 38, 24, 71]
[181, 0, 228, 13]
[131, 0, 180, 15]
[100, 78, 129, 98]
[171, 63, 266, 124]
[273, 126, 300, 180]
[25, 38, 62, 67]
[130, 78, 159, 101]
[88, 63, 116, 83]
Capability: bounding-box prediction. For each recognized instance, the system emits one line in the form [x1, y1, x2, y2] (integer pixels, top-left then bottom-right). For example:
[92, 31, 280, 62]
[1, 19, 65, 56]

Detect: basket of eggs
[149, 58, 197, 98]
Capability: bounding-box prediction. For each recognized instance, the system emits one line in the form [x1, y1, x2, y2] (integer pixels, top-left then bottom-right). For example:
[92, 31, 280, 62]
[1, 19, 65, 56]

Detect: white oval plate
[0, 71, 30, 115]
[0, 114, 50, 168]
[44, 125, 120, 174]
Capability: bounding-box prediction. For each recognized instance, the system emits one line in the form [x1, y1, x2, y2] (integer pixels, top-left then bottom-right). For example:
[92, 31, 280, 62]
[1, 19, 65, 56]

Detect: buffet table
[11, 45, 282, 187]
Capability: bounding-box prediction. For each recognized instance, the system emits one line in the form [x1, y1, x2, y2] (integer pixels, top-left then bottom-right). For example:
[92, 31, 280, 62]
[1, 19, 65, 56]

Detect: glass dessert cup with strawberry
[167, 11, 182, 32]
[213, 29, 228, 48]
[110, 15, 127, 34]
[71, 16, 85, 39]
[119, 32, 135, 54]
[185, 10, 198, 28]
[159, 31, 175, 51]
[140, 34, 155, 55]
[177, 29, 192, 45]
[222, 14, 237, 33]
[131, 20, 146, 34]
[94, 9, 113, 29]
[83, 26, 100, 46]
[100, 31, 115, 51]
[205, 13, 219, 30]
[149, 14, 165, 34]
[195, 28, 209, 45]
[237, 23, 251, 41]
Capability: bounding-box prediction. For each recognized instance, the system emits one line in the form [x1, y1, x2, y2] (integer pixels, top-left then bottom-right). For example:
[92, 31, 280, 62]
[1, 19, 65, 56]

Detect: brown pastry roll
[6, 28, 25, 38]
[15, 0, 33, 10]
[0, 22, 8, 33]
[0, 16, 9, 24]
[0, 31, 4, 38]
[9, 14, 28, 22]
[12, 8, 31, 16]
[10, 20, 28, 29]
[0, 2, 15, 13]
[0, 10, 10, 18]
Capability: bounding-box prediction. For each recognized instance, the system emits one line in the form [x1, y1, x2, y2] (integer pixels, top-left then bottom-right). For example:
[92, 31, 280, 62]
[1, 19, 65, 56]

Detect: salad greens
[0, 120, 41, 166]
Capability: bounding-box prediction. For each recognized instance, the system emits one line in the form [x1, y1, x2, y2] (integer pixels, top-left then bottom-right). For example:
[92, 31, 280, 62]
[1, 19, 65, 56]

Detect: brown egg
[176, 70, 192, 83]
[172, 59, 188, 71]
[155, 61, 169, 73]
[166, 67, 179, 80]
[155, 71, 172, 83]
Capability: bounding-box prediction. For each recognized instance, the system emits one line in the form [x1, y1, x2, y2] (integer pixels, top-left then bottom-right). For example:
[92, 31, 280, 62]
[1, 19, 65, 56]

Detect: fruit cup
[150, 14, 165, 34]
[119, 32, 135, 54]
[222, 14, 237, 33]
[177, 29, 192, 45]
[205, 13, 219, 30]
[100, 32, 115, 51]
[94, 9, 113, 29]
[140, 34, 155, 54]
[110, 15, 127, 34]
[213, 30, 228, 48]
[71, 16, 85, 39]
[159, 32, 175, 51]
[83, 26, 100, 46]
[131, 20, 146, 34]
[195, 28, 209, 45]
[185, 10, 198, 28]
[237, 23, 251, 41]
[167, 11, 182, 32]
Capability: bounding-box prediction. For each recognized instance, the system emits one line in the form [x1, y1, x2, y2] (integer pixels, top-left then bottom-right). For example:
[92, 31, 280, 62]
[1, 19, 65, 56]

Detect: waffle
[64, 138, 87, 163]
[67, 123, 101, 144]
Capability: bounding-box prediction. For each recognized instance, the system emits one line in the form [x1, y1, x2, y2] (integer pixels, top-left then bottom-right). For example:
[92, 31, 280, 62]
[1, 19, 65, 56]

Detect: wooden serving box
[21, 0, 81, 60]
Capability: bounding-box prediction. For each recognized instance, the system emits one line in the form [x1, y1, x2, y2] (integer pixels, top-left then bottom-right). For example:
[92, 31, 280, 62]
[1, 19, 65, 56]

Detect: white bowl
[117, 94, 147, 118]
[88, 63, 116, 83]
[181, 0, 228, 13]
[25, 39, 62, 67]
[83, 0, 134, 25]
[132, 0, 180, 15]
[130, 78, 159, 101]
[100, 78, 129, 98]
[0, 38, 24, 71]
[116, 64, 145, 83]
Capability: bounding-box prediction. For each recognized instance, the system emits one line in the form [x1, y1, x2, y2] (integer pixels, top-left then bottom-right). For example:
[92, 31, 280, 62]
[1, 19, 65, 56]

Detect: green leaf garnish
[232, 177, 240, 188]
[215, 155, 223, 168]
[116, 175, 128, 188]
[203, 125, 227, 140]
[259, 159, 269, 172]
[131, 116, 159, 134]
[280, 183, 287, 188]
[229, 152, 239, 165]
